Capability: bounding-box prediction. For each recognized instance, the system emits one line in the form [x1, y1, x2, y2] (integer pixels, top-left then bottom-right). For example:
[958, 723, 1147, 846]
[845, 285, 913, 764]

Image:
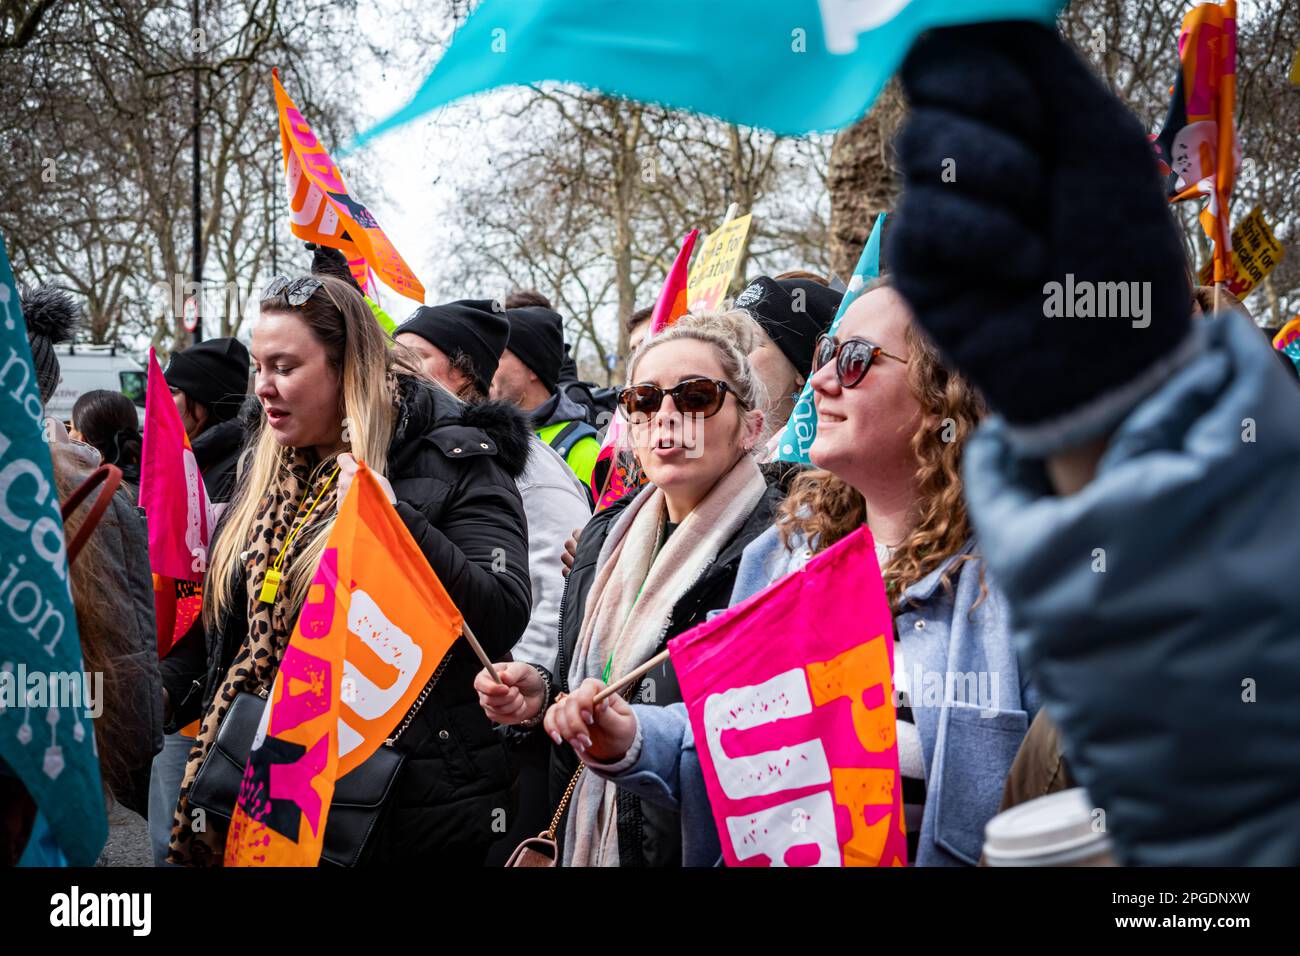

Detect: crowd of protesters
[4, 20, 1299, 869]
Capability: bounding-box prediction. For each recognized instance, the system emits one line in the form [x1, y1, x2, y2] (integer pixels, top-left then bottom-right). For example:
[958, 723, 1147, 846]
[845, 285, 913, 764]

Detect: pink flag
[649, 229, 698, 334]
[139, 348, 214, 583]
[591, 424, 647, 511]
[667, 526, 907, 867]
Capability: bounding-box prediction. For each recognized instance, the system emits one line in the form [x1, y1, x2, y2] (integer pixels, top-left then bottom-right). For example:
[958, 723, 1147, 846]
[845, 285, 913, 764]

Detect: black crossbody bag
[189, 661, 445, 867]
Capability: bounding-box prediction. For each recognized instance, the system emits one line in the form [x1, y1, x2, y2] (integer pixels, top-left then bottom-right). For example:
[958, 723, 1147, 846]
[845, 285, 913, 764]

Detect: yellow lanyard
[258, 464, 340, 604]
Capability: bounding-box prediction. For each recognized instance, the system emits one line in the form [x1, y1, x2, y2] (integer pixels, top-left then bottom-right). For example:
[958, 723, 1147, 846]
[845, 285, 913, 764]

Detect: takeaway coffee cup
[983, 788, 1116, 866]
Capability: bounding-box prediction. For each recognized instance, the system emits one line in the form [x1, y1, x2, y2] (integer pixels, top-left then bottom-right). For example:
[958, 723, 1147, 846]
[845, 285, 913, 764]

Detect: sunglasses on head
[812, 333, 909, 388]
[261, 275, 323, 307]
[618, 377, 738, 424]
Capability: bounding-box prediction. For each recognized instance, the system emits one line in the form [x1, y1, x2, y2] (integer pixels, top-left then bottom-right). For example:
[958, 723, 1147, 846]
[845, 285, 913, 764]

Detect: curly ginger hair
[777, 283, 986, 609]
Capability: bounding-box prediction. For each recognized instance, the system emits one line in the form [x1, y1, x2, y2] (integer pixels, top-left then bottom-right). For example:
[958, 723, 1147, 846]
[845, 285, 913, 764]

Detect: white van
[47, 342, 147, 426]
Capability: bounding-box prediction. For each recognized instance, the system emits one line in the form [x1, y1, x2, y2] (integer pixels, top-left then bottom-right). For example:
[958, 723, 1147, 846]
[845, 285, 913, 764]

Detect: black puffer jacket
[547, 475, 785, 866]
[161, 378, 533, 863]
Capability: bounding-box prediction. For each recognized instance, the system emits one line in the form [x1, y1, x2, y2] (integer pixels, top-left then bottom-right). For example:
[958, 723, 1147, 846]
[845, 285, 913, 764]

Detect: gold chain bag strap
[505, 764, 584, 868]
[505, 680, 638, 868]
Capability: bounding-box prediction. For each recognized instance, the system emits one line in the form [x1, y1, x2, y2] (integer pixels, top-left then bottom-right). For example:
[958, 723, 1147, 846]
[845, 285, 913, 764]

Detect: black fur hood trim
[395, 376, 533, 480]
[459, 399, 533, 480]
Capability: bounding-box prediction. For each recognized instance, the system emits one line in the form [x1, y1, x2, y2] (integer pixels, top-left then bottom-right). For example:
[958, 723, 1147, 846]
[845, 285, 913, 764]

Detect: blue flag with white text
[0, 229, 107, 866]
[354, 0, 1067, 147]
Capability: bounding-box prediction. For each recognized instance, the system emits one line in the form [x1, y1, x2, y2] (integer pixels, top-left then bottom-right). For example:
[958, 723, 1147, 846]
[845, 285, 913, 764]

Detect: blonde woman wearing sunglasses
[475, 309, 786, 867]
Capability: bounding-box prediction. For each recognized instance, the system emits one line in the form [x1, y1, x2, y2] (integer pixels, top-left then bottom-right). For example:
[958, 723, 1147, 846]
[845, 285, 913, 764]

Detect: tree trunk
[827, 82, 904, 280]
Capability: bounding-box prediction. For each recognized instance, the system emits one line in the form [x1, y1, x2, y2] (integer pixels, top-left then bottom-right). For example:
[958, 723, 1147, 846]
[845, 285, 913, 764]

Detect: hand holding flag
[549, 527, 907, 867]
[224, 459, 464, 866]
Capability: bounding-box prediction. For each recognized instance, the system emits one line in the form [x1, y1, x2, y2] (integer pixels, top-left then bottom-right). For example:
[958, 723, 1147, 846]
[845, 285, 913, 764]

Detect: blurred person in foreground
[887, 22, 1300, 864]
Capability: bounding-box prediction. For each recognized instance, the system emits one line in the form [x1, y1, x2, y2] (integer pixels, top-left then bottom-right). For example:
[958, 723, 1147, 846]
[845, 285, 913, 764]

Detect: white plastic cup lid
[983, 788, 1110, 865]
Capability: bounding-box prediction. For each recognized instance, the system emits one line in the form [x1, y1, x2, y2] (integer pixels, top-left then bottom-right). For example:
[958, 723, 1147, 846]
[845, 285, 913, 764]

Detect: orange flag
[224, 462, 460, 866]
[272, 69, 425, 302]
[1153, 2, 1238, 285]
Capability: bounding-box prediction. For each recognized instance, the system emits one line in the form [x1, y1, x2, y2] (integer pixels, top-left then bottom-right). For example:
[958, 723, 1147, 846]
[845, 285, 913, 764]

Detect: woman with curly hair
[543, 278, 1041, 866]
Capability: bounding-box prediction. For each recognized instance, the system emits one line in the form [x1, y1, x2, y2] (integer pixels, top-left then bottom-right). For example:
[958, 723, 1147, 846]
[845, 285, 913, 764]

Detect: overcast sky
[344, 2, 513, 321]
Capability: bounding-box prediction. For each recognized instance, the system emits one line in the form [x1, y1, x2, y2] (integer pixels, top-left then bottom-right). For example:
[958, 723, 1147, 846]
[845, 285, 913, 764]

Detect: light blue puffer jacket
[963, 314, 1300, 865]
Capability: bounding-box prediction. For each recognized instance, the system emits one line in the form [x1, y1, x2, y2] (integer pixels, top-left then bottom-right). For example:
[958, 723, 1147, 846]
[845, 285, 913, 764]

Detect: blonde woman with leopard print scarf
[159, 275, 535, 866]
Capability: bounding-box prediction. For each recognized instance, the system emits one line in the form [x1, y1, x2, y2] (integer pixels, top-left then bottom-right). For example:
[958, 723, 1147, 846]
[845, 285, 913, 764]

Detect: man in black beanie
[163, 337, 250, 504]
[493, 305, 599, 489]
[734, 273, 843, 435]
[394, 299, 509, 401]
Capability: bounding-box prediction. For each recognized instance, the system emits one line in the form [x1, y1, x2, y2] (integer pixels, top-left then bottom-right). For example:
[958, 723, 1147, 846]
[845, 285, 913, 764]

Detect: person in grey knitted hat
[20, 285, 79, 407]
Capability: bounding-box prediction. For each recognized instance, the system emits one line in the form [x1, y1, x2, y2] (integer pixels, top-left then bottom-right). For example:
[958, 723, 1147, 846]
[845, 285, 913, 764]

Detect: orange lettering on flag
[831, 767, 895, 867]
[806, 635, 895, 753]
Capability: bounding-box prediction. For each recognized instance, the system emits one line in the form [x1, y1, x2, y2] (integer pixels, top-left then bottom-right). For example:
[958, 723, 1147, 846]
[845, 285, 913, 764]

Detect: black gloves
[887, 23, 1193, 452]
[306, 241, 365, 297]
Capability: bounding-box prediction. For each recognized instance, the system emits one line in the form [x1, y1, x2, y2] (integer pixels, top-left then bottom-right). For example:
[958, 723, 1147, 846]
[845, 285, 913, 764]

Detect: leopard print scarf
[167, 449, 340, 866]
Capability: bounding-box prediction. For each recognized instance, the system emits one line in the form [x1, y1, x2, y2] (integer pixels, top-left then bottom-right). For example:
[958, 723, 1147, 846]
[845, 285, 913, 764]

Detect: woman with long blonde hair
[543, 279, 1041, 866]
[159, 275, 534, 866]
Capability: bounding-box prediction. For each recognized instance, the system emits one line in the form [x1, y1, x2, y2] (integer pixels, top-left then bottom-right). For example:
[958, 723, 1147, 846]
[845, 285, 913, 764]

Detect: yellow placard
[1290, 44, 1300, 86]
[1197, 206, 1285, 297]
[686, 213, 753, 313]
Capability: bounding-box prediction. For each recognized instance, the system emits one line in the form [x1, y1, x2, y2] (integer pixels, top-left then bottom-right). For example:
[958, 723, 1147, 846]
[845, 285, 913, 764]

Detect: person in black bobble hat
[493, 305, 599, 489]
[163, 337, 250, 504]
[394, 299, 509, 402]
[734, 273, 843, 435]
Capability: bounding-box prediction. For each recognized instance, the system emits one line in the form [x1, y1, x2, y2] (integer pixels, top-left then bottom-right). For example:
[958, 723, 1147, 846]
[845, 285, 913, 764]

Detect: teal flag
[0, 230, 108, 866]
[355, 0, 1065, 147]
[775, 212, 886, 464]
